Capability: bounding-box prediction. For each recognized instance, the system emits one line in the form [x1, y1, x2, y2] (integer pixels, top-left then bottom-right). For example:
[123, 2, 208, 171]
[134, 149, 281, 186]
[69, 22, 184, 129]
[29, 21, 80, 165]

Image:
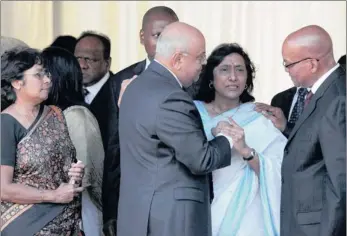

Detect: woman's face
[212, 53, 248, 101]
[16, 64, 51, 103]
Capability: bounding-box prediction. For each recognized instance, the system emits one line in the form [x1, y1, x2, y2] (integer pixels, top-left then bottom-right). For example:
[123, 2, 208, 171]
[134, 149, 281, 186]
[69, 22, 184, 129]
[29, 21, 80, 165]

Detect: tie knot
[298, 88, 308, 97]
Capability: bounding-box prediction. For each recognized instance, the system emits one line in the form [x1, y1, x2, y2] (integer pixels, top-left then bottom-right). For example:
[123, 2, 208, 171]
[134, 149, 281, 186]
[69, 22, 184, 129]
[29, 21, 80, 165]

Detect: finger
[74, 187, 84, 193]
[227, 117, 240, 127]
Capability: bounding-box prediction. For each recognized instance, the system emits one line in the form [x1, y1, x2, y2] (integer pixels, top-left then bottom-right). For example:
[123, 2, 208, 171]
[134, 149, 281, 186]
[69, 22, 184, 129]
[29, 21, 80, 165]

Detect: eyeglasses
[76, 56, 101, 65]
[182, 52, 207, 65]
[283, 58, 319, 69]
[24, 70, 51, 79]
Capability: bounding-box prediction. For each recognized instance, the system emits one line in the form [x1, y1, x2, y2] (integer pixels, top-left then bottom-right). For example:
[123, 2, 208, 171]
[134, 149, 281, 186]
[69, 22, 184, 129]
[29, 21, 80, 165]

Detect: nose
[78, 58, 89, 70]
[229, 69, 237, 81]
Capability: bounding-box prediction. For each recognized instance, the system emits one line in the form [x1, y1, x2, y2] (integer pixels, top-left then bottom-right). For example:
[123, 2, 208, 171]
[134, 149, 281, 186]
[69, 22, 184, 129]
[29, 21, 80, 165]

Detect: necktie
[304, 91, 313, 107]
[288, 88, 308, 124]
[83, 88, 89, 97]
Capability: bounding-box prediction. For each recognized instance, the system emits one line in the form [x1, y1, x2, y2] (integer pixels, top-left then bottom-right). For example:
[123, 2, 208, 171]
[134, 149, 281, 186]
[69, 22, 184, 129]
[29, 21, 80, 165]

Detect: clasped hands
[212, 117, 252, 158]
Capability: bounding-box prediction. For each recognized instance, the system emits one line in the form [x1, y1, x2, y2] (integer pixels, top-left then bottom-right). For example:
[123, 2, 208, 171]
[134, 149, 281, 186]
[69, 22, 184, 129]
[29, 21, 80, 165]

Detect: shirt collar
[154, 59, 182, 88]
[311, 64, 339, 94]
[145, 58, 151, 70]
[85, 71, 110, 96]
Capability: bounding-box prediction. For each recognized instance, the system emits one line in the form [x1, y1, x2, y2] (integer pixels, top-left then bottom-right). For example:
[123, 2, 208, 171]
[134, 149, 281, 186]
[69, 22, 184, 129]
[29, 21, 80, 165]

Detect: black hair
[142, 6, 179, 29]
[1, 47, 41, 111]
[195, 43, 256, 103]
[41, 46, 87, 110]
[76, 31, 111, 59]
[50, 35, 77, 54]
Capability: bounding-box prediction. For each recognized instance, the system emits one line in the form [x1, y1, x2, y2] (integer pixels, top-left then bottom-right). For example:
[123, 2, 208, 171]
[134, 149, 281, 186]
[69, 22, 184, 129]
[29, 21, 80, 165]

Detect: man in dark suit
[101, 7, 180, 235]
[117, 22, 234, 236]
[109, 6, 179, 105]
[74, 31, 119, 235]
[256, 25, 346, 236]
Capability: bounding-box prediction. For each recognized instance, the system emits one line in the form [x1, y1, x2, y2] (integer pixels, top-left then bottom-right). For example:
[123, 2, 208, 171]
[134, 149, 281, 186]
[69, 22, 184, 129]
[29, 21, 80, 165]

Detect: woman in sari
[1, 48, 84, 236]
[194, 43, 287, 236]
[42, 46, 104, 236]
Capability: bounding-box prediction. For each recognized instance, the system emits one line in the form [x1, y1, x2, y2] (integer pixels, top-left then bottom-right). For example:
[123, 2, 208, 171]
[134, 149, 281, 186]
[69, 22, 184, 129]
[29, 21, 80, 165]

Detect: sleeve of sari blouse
[1, 114, 25, 166]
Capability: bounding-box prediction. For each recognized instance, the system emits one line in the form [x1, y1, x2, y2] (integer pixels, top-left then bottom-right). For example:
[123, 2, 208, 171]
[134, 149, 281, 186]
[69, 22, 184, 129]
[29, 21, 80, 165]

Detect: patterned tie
[288, 88, 308, 124]
[83, 88, 89, 97]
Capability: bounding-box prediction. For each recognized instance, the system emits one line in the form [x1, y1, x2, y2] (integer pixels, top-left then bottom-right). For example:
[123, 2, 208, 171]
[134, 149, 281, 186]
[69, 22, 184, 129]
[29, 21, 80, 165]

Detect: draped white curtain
[1, 1, 346, 103]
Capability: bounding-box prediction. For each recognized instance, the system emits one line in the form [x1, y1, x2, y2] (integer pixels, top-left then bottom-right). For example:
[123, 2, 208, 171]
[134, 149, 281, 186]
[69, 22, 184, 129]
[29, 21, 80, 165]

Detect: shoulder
[64, 105, 96, 121]
[110, 61, 145, 83]
[273, 87, 296, 100]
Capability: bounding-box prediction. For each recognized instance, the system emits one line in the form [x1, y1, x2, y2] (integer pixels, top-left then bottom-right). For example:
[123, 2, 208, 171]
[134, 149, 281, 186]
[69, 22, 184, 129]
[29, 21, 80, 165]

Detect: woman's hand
[68, 160, 85, 184]
[53, 183, 84, 203]
[219, 118, 252, 157]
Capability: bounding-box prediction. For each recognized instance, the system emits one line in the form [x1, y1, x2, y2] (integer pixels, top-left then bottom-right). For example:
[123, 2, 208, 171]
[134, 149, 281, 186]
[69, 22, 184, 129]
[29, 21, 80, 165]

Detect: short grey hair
[155, 33, 189, 58]
[1, 36, 29, 56]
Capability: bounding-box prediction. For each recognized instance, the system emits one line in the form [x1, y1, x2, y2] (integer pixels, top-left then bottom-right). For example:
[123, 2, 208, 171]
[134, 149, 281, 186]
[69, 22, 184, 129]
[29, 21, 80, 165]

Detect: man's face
[179, 37, 206, 87]
[282, 43, 314, 88]
[74, 36, 110, 86]
[140, 14, 178, 60]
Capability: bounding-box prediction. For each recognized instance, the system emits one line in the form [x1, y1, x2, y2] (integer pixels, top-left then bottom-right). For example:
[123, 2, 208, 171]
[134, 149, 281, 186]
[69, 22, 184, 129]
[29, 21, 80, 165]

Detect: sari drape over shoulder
[194, 102, 287, 236]
[1, 105, 81, 236]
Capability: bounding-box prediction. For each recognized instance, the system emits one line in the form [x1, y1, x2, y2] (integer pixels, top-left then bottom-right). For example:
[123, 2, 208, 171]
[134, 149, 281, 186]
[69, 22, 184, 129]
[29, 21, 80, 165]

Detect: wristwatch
[243, 148, 256, 161]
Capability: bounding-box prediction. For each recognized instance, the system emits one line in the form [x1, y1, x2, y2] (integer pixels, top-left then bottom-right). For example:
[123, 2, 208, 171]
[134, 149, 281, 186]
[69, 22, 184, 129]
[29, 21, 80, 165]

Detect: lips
[226, 85, 239, 90]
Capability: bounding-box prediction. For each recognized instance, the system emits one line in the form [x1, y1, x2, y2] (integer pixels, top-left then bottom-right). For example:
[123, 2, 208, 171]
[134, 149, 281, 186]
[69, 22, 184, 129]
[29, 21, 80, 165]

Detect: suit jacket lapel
[133, 59, 146, 75]
[287, 67, 343, 144]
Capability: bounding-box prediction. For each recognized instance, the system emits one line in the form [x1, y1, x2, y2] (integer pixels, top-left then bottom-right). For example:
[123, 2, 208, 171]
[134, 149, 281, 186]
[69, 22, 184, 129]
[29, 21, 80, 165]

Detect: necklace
[211, 102, 241, 119]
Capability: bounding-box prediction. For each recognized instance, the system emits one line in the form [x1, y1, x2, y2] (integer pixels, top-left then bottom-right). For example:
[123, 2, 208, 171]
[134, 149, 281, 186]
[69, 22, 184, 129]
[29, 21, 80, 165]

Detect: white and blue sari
[194, 101, 286, 236]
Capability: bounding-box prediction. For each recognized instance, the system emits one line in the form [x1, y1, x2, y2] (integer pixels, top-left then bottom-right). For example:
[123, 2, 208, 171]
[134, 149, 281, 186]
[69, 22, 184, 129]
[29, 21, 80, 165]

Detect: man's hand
[118, 75, 137, 107]
[254, 102, 287, 132]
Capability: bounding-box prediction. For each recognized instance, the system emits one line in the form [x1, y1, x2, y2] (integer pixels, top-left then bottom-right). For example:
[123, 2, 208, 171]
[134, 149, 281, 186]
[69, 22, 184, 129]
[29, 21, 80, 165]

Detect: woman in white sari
[194, 43, 287, 236]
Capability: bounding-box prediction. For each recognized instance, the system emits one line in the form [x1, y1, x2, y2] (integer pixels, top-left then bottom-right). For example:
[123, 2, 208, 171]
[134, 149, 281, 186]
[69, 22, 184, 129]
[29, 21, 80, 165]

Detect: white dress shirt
[84, 72, 110, 104]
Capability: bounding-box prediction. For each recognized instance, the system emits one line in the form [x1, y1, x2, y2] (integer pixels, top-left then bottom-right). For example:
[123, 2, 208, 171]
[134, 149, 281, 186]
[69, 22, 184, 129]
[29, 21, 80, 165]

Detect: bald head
[282, 25, 337, 87]
[142, 6, 178, 29]
[155, 22, 206, 87]
[156, 22, 205, 58]
[283, 25, 334, 61]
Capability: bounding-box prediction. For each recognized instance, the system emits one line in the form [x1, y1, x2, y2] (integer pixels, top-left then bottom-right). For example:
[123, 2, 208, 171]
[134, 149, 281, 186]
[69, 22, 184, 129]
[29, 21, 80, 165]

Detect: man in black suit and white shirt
[74, 31, 119, 236]
[256, 25, 346, 236]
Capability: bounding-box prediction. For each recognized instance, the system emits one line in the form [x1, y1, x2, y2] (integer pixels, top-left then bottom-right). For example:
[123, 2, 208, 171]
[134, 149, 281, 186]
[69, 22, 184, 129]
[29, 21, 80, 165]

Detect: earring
[209, 81, 214, 89]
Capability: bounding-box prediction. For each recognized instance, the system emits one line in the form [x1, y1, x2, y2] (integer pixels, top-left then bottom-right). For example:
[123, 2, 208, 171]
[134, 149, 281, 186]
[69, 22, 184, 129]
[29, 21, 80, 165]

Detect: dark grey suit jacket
[280, 66, 346, 236]
[117, 61, 231, 236]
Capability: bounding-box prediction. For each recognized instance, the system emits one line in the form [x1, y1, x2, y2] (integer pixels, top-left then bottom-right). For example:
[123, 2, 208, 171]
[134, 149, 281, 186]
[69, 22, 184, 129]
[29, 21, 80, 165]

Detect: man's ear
[106, 57, 112, 70]
[172, 52, 184, 71]
[140, 29, 144, 45]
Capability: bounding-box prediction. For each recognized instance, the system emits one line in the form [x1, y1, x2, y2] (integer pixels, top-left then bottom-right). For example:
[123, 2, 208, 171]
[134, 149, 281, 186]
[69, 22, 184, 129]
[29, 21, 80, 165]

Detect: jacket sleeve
[155, 90, 231, 175]
[318, 95, 346, 236]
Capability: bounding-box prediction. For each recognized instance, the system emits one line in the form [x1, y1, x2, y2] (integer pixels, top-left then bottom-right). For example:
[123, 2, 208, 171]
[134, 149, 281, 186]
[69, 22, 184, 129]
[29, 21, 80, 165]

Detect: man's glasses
[283, 58, 320, 69]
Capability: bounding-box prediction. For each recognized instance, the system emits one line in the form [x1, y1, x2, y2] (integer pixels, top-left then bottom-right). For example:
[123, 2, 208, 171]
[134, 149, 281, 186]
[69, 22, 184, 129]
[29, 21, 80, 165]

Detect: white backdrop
[1, 1, 346, 103]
